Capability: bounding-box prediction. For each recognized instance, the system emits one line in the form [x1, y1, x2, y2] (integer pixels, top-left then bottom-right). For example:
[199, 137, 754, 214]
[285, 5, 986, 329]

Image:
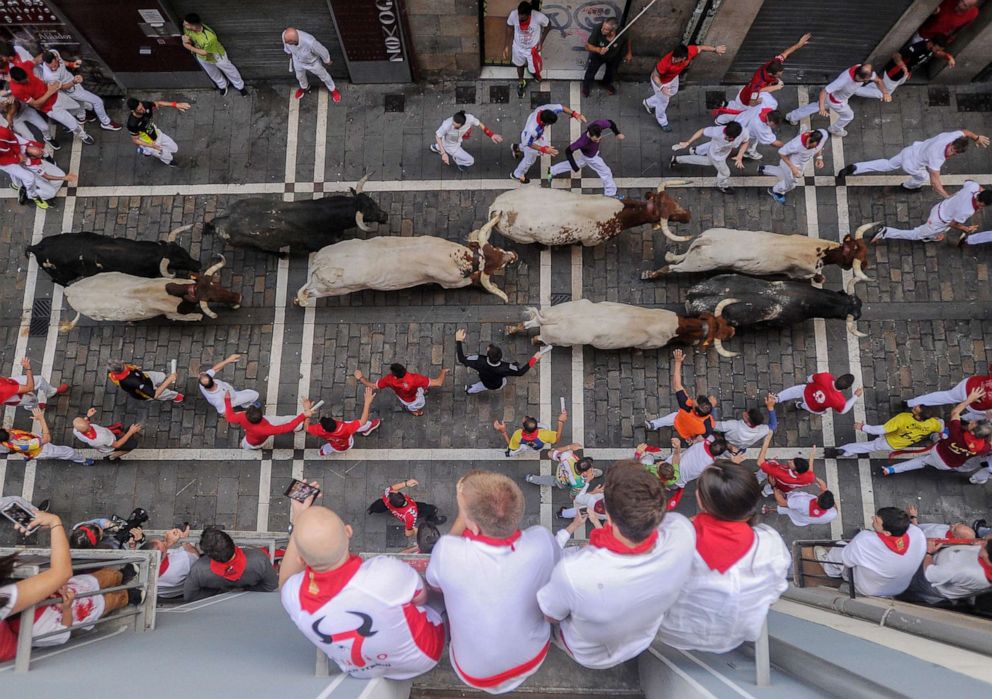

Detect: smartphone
[0, 497, 39, 534]
[577, 506, 588, 515]
[284, 479, 321, 503]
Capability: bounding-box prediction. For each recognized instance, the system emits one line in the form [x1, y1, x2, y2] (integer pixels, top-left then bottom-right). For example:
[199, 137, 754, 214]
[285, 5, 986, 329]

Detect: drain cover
[29, 298, 51, 336]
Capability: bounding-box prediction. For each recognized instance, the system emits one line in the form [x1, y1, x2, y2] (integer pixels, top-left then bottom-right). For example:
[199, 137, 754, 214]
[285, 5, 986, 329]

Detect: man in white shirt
[431, 110, 503, 171]
[72, 407, 141, 462]
[510, 102, 584, 184]
[721, 105, 785, 160]
[786, 63, 890, 137]
[761, 128, 828, 204]
[426, 470, 560, 694]
[197, 353, 259, 415]
[675, 437, 737, 489]
[537, 461, 694, 669]
[280, 498, 444, 679]
[40, 50, 121, 131]
[767, 479, 838, 527]
[875, 180, 990, 243]
[840, 129, 988, 195]
[816, 506, 926, 596]
[503, 1, 551, 97]
[715, 394, 777, 455]
[671, 121, 750, 194]
[142, 526, 200, 599]
[905, 535, 992, 605]
[282, 27, 340, 103]
[0, 357, 68, 412]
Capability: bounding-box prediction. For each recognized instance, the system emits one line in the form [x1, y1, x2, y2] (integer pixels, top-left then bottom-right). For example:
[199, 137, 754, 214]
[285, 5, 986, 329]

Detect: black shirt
[110, 367, 157, 401]
[126, 101, 157, 140]
[884, 40, 934, 80]
[456, 341, 533, 390]
[587, 22, 628, 62]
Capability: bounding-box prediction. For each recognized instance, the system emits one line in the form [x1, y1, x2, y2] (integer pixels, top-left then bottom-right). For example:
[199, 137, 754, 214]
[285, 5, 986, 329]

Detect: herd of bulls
[24, 177, 875, 357]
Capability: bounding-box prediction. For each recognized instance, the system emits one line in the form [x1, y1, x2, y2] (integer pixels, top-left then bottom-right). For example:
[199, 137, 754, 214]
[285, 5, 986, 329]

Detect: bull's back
[490, 189, 623, 245]
[29, 233, 164, 284]
[539, 300, 679, 349]
[678, 229, 824, 277]
[221, 197, 355, 251]
[65, 273, 179, 320]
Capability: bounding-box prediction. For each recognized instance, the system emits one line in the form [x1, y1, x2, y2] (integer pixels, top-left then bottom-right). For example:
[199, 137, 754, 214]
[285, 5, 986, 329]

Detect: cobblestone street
[2, 78, 991, 551]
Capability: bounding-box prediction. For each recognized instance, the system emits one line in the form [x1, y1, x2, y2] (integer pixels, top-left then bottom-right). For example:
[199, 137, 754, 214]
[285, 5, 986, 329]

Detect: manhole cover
[928, 87, 950, 107]
[455, 85, 476, 104]
[957, 93, 991, 112]
[384, 94, 405, 112]
[490, 85, 509, 104]
[29, 298, 51, 336]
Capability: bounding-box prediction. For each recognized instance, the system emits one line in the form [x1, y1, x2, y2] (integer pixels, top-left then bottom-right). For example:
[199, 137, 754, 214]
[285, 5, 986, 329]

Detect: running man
[504, 1, 551, 97]
[0, 408, 93, 465]
[0, 358, 68, 412]
[786, 63, 890, 137]
[643, 42, 726, 132]
[774, 371, 862, 415]
[825, 406, 944, 459]
[72, 408, 142, 462]
[546, 119, 624, 197]
[455, 328, 548, 394]
[107, 361, 183, 403]
[283, 27, 339, 102]
[724, 33, 812, 111]
[354, 364, 448, 417]
[306, 386, 381, 456]
[854, 35, 955, 101]
[126, 98, 190, 167]
[511, 102, 585, 184]
[431, 110, 503, 172]
[761, 128, 828, 204]
[224, 395, 313, 450]
[495, 411, 568, 457]
[670, 120, 749, 194]
[645, 349, 717, 444]
[873, 180, 990, 244]
[182, 13, 248, 97]
[197, 353, 259, 415]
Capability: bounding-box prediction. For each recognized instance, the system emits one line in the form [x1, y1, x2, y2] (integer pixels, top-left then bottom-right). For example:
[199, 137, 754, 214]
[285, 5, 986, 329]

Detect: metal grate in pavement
[489, 85, 509, 104]
[29, 298, 51, 336]
[455, 85, 476, 104]
[956, 93, 992, 112]
[384, 94, 405, 112]
[928, 87, 950, 107]
[550, 293, 571, 305]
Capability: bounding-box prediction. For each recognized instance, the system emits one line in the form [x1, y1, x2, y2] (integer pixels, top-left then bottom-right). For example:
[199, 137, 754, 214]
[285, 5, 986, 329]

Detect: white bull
[504, 298, 739, 357]
[294, 217, 518, 306]
[641, 225, 875, 282]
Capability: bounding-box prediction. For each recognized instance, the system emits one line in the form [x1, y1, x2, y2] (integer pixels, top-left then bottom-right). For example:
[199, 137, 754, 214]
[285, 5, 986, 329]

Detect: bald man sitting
[279, 503, 444, 680]
[282, 27, 340, 102]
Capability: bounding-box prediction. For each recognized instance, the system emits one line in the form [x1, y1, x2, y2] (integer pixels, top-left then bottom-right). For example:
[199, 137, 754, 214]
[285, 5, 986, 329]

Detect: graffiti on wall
[540, 1, 623, 70]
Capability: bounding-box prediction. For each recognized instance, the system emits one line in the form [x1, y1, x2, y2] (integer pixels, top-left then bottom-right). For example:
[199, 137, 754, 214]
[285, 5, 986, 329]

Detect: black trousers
[583, 53, 622, 90]
[367, 499, 440, 523]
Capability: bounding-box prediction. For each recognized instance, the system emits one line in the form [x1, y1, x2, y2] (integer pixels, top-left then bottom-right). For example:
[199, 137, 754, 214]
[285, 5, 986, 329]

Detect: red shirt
[936, 418, 990, 468]
[383, 488, 419, 531]
[759, 460, 815, 493]
[803, 373, 846, 413]
[0, 377, 21, 403]
[223, 394, 305, 447]
[965, 374, 992, 411]
[655, 45, 700, 84]
[307, 419, 361, 452]
[377, 373, 429, 404]
[919, 0, 979, 39]
[8, 62, 57, 113]
[739, 54, 784, 106]
[0, 127, 23, 167]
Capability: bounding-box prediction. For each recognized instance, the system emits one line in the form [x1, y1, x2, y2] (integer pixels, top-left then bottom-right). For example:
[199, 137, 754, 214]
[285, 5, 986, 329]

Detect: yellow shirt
[508, 428, 558, 451]
[882, 413, 943, 449]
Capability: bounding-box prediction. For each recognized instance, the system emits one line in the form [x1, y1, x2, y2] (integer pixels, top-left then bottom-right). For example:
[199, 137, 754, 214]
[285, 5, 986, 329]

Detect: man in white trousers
[431, 110, 503, 172]
[0, 358, 69, 412]
[282, 27, 340, 103]
[873, 180, 991, 243]
[510, 102, 584, 184]
[0, 408, 93, 466]
[197, 353, 259, 415]
[839, 129, 987, 196]
[908, 370, 992, 421]
[854, 36, 955, 102]
[643, 42, 725, 132]
[40, 50, 121, 131]
[126, 98, 189, 167]
[670, 120, 748, 194]
[0, 122, 46, 207]
[761, 128, 828, 204]
[182, 14, 248, 97]
[786, 64, 890, 137]
[7, 64, 93, 145]
[719, 105, 785, 161]
[547, 119, 623, 197]
[824, 405, 944, 460]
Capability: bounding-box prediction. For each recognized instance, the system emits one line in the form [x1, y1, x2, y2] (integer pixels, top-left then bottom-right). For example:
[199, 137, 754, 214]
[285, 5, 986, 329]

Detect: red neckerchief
[462, 528, 522, 551]
[801, 132, 815, 148]
[109, 368, 131, 382]
[520, 429, 542, 442]
[848, 65, 861, 80]
[978, 555, 992, 583]
[692, 513, 755, 573]
[876, 531, 910, 555]
[209, 545, 248, 580]
[589, 524, 658, 555]
[519, 17, 531, 30]
[758, 107, 774, 124]
[299, 554, 362, 614]
[159, 554, 171, 577]
[808, 498, 827, 518]
[83, 426, 98, 440]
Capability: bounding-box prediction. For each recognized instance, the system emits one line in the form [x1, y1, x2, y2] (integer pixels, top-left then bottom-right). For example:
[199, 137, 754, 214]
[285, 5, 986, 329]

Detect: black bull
[26, 232, 200, 287]
[204, 193, 388, 254]
[685, 274, 863, 330]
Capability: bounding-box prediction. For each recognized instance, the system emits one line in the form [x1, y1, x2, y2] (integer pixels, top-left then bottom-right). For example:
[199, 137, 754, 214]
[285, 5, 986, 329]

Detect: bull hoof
[504, 323, 522, 336]
[531, 336, 544, 346]
[641, 269, 663, 281]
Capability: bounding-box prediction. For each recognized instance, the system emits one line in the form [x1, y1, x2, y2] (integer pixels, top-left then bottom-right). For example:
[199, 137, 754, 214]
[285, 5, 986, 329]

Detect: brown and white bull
[61, 256, 241, 330]
[487, 180, 692, 246]
[641, 224, 878, 283]
[504, 298, 740, 357]
[294, 216, 518, 306]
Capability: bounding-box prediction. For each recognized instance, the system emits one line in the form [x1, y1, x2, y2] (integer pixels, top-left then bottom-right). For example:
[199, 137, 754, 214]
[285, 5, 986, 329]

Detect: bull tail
[523, 306, 541, 323]
[25, 244, 36, 259]
[59, 312, 81, 333]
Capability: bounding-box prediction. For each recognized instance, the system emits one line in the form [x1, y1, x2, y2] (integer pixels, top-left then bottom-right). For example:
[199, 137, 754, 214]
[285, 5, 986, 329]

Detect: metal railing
[143, 530, 288, 565]
[1, 547, 160, 673]
[791, 539, 857, 598]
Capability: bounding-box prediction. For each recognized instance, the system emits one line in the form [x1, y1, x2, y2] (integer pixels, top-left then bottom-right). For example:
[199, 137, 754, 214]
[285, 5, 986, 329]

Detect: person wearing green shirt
[583, 17, 632, 97]
[181, 13, 247, 97]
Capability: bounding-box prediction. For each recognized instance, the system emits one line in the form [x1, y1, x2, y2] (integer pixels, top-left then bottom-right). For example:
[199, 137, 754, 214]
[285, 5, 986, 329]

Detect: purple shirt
[569, 119, 618, 158]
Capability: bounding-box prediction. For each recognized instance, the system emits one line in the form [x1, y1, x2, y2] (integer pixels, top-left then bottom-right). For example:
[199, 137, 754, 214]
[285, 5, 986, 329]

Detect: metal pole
[605, 0, 659, 49]
[754, 619, 771, 687]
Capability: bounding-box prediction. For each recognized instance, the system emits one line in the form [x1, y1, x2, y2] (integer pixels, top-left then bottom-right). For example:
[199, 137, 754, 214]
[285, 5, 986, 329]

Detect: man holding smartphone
[367, 479, 446, 537]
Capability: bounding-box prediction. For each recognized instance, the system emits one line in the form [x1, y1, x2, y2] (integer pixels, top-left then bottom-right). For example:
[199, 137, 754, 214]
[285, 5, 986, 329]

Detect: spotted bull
[61, 256, 241, 330]
[25, 226, 199, 287]
[204, 175, 388, 254]
[487, 180, 692, 246]
[504, 298, 740, 357]
[295, 216, 518, 306]
[641, 224, 878, 283]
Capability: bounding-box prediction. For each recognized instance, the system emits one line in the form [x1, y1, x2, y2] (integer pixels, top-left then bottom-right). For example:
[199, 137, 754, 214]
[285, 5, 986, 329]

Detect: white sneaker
[829, 127, 848, 137]
[969, 469, 990, 485]
[525, 474, 536, 483]
[644, 418, 655, 431]
[761, 483, 773, 497]
[429, 143, 440, 154]
[642, 99, 653, 114]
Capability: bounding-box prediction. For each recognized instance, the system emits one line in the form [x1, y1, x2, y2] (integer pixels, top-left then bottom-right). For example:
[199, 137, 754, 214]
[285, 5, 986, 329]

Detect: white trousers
[765, 162, 802, 194]
[2, 374, 59, 411]
[837, 434, 893, 457]
[906, 378, 985, 422]
[145, 370, 179, 401]
[0, 162, 40, 199]
[511, 43, 539, 74]
[787, 97, 854, 133]
[513, 136, 545, 179]
[65, 84, 112, 125]
[854, 150, 929, 189]
[36, 443, 87, 464]
[881, 218, 947, 242]
[776, 384, 819, 413]
[965, 231, 992, 246]
[467, 378, 507, 394]
[672, 142, 731, 186]
[647, 411, 678, 430]
[8, 106, 51, 142]
[886, 449, 970, 474]
[646, 75, 679, 127]
[241, 414, 303, 450]
[854, 72, 905, 100]
[197, 54, 245, 91]
[46, 92, 86, 136]
[395, 387, 426, 413]
[294, 60, 335, 91]
[138, 130, 178, 164]
[29, 158, 66, 201]
[440, 141, 474, 168]
[317, 420, 376, 455]
[727, 88, 777, 112]
[550, 152, 616, 196]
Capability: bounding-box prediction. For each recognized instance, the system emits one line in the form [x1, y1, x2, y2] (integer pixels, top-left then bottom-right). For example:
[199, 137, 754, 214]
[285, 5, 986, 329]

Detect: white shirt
[904, 130, 963, 173]
[713, 418, 769, 449]
[198, 369, 238, 415]
[0, 584, 17, 621]
[40, 50, 74, 89]
[701, 125, 750, 159]
[436, 114, 480, 148]
[841, 526, 926, 597]
[282, 556, 443, 680]
[778, 129, 828, 168]
[521, 103, 563, 147]
[826, 65, 876, 102]
[736, 106, 777, 145]
[931, 180, 981, 225]
[507, 10, 549, 50]
[781, 491, 838, 527]
[924, 545, 992, 600]
[656, 525, 791, 653]
[675, 441, 715, 488]
[73, 424, 116, 453]
[918, 522, 951, 539]
[426, 527, 560, 692]
[283, 29, 330, 68]
[537, 514, 695, 669]
[32, 574, 106, 647]
[157, 548, 198, 599]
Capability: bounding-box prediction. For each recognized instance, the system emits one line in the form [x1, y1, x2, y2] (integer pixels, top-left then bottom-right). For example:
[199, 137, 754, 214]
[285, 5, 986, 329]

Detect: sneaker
[137, 146, 149, 156]
[510, 172, 530, 184]
[363, 418, 381, 435]
[74, 113, 86, 124]
[642, 98, 653, 114]
[829, 127, 848, 137]
[37, 499, 50, 512]
[33, 197, 49, 210]
[812, 545, 829, 562]
[83, 458, 94, 466]
[516, 79, 527, 98]
[972, 519, 988, 533]
[669, 154, 678, 169]
[456, 165, 468, 173]
[173, 393, 184, 403]
[767, 187, 786, 204]
[756, 165, 766, 176]
[760, 505, 772, 515]
[761, 483, 773, 497]
[969, 470, 990, 485]
[644, 419, 655, 431]
[79, 133, 94, 145]
[9, 181, 19, 192]
[612, 193, 625, 201]
[55, 383, 69, 395]
[218, 85, 229, 96]
[743, 151, 762, 160]
[430, 143, 440, 154]
[659, 122, 672, 132]
[838, 164, 856, 178]
[881, 465, 895, 476]
[330, 89, 342, 104]
[718, 186, 735, 195]
[431, 515, 448, 526]
[823, 447, 842, 459]
[166, 158, 178, 168]
[787, 116, 799, 126]
[899, 183, 921, 192]
[294, 87, 311, 100]
[525, 474, 537, 483]
[45, 138, 61, 151]
[100, 120, 122, 131]
[555, 506, 568, 521]
[239, 87, 250, 96]
[511, 143, 523, 160]
[17, 185, 27, 206]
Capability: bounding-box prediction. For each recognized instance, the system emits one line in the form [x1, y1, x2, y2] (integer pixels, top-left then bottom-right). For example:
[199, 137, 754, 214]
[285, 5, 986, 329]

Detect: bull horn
[159, 258, 175, 279]
[479, 273, 508, 303]
[853, 222, 880, 240]
[845, 278, 857, 295]
[166, 223, 193, 243]
[714, 339, 738, 359]
[59, 312, 81, 333]
[204, 254, 226, 277]
[469, 213, 500, 246]
[846, 315, 867, 338]
[656, 178, 690, 192]
[852, 258, 871, 282]
[355, 210, 373, 232]
[355, 173, 371, 194]
[655, 218, 693, 242]
[199, 300, 219, 319]
[714, 298, 740, 318]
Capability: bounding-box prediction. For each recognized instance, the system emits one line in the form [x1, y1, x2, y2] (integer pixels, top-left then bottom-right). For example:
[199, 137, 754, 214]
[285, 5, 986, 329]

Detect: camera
[108, 507, 149, 546]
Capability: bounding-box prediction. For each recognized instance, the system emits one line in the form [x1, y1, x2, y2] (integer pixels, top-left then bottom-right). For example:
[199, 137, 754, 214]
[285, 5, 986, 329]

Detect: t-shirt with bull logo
[936, 418, 991, 469]
[281, 555, 444, 680]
